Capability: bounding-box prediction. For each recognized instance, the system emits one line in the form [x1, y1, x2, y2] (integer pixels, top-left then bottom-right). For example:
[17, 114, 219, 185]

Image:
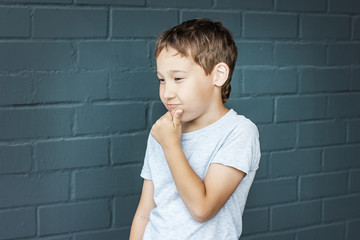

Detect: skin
[129, 47, 245, 240]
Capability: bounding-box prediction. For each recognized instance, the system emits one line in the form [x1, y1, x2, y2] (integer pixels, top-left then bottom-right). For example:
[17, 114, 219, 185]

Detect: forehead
[156, 47, 196, 74]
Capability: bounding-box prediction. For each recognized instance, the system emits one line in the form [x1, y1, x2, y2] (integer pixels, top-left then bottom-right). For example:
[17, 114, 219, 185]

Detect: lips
[166, 104, 181, 110]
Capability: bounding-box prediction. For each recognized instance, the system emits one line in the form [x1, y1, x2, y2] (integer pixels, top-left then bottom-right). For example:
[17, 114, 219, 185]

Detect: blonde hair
[154, 18, 238, 103]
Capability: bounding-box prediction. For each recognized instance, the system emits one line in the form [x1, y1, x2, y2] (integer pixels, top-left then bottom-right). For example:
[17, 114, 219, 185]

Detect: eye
[158, 78, 165, 83]
[174, 78, 183, 81]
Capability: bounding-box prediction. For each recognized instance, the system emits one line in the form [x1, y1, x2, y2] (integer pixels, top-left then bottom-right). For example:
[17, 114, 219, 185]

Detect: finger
[165, 111, 172, 119]
[172, 109, 183, 127]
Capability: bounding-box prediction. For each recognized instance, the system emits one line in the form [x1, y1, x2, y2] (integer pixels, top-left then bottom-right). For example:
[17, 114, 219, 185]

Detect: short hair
[154, 18, 238, 103]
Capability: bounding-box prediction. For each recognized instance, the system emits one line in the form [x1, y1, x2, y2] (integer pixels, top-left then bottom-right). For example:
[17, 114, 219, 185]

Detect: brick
[78, 41, 148, 69]
[328, 43, 360, 65]
[348, 219, 360, 240]
[244, 13, 297, 39]
[0, 7, 30, 37]
[226, 97, 273, 124]
[242, 208, 269, 235]
[301, 15, 350, 40]
[149, 39, 157, 67]
[236, 41, 273, 66]
[328, 93, 360, 118]
[0, 72, 107, 105]
[276, 96, 327, 122]
[272, 201, 321, 230]
[77, 103, 146, 134]
[230, 69, 241, 97]
[39, 200, 110, 235]
[110, 70, 158, 100]
[300, 172, 347, 200]
[298, 121, 346, 147]
[0, 173, 69, 208]
[241, 233, 294, 240]
[112, 133, 148, 164]
[216, 0, 273, 10]
[75, 229, 130, 240]
[0, 42, 73, 71]
[0, 145, 31, 174]
[246, 178, 297, 207]
[300, 68, 351, 93]
[115, 195, 139, 227]
[276, 0, 326, 12]
[324, 145, 360, 171]
[297, 224, 345, 240]
[36, 138, 108, 170]
[28, 237, 71, 240]
[75, 166, 142, 199]
[351, 68, 360, 90]
[112, 10, 178, 37]
[350, 170, 360, 193]
[77, 0, 144, 5]
[0, 208, 35, 239]
[1, 0, 71, 3]
[148, 0, 211, 8]
[182, 11, 241, 37]
[329, 0, 360, 13]
[243, 69, 297, 95]
[275, 43, 326, 66]
[349, 120, 360, 142]
[34, 9, 107, 38]
[255, 153, 268, 180]
[270, 149, 321, 177]
[0, 75, 33, 105]
[34, 71, 108, 103]
[324, 195, 360, 222]
[150, 101, 167, 126]
[0, 108, 73, 140]
[258, 124, 296, 151]
[354, 17, 360, 39]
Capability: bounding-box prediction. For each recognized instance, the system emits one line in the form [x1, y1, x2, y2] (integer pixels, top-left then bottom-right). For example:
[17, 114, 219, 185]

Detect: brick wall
[0, 0, 359, 239]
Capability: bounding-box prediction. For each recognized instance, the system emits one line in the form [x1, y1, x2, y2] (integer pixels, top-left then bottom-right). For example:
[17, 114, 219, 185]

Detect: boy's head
[155, 18, 238, 103]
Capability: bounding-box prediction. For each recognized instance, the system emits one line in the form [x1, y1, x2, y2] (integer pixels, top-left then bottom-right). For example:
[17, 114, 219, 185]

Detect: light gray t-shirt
[141, 109, 261, 240]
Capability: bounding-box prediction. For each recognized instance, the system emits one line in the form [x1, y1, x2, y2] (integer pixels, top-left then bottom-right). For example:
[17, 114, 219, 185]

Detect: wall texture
[0, 0, 359, 239]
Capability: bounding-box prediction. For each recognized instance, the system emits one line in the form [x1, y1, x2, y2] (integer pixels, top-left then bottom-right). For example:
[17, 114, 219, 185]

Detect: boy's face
[156, 47, 219, 129]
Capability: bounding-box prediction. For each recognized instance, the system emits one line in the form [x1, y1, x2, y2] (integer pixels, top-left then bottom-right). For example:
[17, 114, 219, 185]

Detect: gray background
[0, 0, 360, 239]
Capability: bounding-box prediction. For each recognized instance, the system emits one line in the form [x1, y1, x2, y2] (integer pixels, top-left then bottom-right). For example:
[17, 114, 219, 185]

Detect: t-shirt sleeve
[211, 120, 261, 175]
[140, 134, 153, 180]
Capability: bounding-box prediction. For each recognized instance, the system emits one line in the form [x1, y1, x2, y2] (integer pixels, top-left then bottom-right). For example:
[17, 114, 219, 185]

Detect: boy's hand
[151, 109, 183, 148]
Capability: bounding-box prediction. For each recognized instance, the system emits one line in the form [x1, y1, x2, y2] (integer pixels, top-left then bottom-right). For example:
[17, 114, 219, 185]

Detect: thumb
[173, 109, 183, 127]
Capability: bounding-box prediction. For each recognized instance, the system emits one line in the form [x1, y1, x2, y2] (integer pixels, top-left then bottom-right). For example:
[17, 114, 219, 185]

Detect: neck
[181, 105, 229, 133]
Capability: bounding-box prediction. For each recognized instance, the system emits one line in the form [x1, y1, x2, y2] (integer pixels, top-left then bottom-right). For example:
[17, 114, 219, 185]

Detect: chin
[180, 112, 198, 123]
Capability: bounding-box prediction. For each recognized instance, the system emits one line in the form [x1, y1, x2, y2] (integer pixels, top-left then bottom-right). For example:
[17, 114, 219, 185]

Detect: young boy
[130, 19, 261, 240]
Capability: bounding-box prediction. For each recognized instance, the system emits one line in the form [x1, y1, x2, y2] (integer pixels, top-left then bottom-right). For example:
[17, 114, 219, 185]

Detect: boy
[130, 19, 261, 240]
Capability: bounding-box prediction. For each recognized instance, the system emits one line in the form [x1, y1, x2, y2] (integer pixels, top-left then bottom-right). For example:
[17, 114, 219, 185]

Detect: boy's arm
[129, 179, 156, 240]
[151, 111, 245, 222]
[163, 144, 245, 222]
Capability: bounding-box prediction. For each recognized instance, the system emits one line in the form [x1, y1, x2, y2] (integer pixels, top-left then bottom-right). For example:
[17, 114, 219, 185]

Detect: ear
[212, 62, 230, 87]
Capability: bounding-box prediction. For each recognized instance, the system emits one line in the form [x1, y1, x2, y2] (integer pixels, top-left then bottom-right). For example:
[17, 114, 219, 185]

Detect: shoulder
[212, 111, 261, 172]
[228, 111, 259, 139]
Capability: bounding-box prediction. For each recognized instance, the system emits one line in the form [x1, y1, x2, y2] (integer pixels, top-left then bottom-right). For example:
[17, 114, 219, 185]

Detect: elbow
[193, 216, 210, 223]
[191, 207, 214, 223]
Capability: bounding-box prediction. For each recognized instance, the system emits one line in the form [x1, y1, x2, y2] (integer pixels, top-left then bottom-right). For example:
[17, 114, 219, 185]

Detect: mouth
[166, 104, 181, 110]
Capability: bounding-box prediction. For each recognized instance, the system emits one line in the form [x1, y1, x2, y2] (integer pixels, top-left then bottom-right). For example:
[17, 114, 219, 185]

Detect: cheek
[181, 83, 209, 105]
[159, 85, 165, 101]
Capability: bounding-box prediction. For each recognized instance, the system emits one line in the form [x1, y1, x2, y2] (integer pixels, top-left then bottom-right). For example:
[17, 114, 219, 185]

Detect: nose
[162, 82, 176, 100]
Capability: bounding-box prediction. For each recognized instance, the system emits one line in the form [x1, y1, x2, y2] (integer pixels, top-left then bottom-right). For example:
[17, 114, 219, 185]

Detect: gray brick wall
[0, 0, 359, 240]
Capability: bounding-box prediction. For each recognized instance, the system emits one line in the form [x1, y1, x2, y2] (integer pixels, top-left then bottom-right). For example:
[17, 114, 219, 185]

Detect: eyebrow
[157, 70, 187, 75]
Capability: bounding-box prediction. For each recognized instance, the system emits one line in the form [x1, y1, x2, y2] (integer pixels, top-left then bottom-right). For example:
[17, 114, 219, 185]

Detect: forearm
[162, 144, 209, 221]
[129, 179, 155, 240]
[129, 213, 149, 240]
